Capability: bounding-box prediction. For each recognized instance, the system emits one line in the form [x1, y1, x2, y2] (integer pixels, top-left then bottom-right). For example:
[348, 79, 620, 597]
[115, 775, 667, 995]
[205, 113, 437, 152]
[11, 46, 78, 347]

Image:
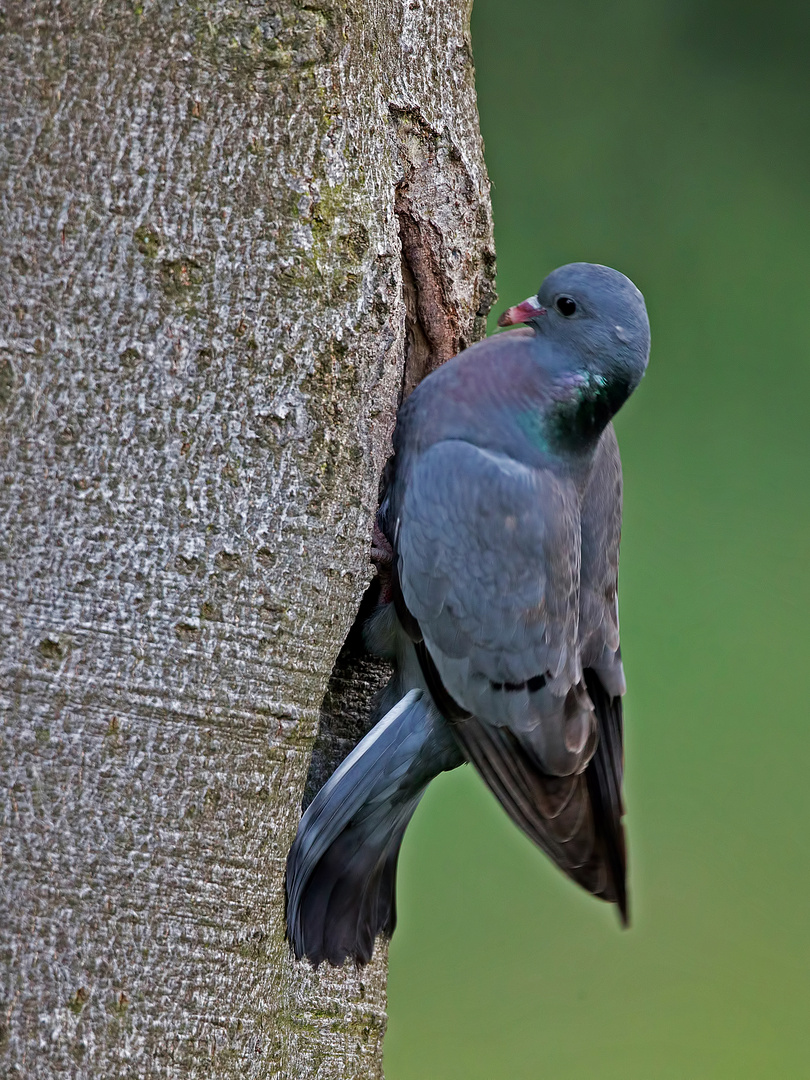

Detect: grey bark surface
[0, 1, 494, 1077]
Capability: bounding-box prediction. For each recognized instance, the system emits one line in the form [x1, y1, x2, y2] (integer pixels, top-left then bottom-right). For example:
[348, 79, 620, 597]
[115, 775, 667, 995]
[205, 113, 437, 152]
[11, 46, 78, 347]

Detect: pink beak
[497, 296, 546, 327]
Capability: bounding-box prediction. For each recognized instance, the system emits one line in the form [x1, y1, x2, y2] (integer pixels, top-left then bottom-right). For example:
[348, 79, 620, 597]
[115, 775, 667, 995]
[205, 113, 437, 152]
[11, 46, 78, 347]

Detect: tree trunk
[0, 1, 494, 1076]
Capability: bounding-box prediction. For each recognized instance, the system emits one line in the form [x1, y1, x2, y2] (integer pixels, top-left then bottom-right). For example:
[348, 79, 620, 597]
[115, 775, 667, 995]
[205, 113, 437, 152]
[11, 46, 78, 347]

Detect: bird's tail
[285, 689, 462, 966]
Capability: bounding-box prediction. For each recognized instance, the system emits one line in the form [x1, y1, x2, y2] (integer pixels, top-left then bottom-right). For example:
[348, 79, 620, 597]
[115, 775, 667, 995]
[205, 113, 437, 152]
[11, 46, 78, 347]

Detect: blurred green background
[385, 1, 810, 1077]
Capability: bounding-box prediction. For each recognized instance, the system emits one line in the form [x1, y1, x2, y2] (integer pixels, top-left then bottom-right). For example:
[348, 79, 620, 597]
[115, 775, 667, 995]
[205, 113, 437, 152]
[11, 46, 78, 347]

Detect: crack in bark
[395, 187, 462, 402]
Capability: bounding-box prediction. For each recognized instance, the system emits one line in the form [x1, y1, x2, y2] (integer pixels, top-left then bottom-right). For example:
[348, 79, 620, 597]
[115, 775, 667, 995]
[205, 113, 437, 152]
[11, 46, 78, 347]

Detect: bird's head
[498, 262, 651, 400]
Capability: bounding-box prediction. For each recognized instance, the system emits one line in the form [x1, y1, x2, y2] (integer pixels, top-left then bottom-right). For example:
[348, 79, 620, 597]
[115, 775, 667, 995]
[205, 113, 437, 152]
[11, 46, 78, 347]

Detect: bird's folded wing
[397, 436, 628, 916]
[398, 439, 581, 691]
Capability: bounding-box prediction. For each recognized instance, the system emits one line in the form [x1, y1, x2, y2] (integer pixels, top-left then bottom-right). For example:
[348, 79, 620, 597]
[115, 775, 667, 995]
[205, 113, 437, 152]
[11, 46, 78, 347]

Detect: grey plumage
[285, 689, 463, 966]
[286, 263, 650, 965]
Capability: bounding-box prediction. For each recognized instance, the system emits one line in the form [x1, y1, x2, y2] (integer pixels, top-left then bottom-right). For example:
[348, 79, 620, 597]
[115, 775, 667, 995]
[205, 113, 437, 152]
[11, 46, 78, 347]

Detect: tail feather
[286, 689, 463, 966]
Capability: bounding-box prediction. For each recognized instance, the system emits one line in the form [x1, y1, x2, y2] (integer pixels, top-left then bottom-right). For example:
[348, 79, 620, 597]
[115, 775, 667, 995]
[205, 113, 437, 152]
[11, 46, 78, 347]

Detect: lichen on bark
[0, 0, 494, 1076]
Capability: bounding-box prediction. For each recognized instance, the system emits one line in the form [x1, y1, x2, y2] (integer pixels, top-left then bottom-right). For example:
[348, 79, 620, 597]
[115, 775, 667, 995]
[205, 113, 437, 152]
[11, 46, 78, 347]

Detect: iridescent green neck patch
[515, 407, 551, 453]
[549, 370, 632, 451]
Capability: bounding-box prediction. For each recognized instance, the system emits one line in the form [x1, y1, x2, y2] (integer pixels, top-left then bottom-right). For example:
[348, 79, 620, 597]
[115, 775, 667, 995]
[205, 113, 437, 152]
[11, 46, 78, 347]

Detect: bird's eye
[555, 296, 577, 317]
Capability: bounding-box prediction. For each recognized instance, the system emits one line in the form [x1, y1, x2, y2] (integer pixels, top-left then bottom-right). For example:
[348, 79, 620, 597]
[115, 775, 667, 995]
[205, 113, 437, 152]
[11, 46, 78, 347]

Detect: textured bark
[0, 1, 494, 1077]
